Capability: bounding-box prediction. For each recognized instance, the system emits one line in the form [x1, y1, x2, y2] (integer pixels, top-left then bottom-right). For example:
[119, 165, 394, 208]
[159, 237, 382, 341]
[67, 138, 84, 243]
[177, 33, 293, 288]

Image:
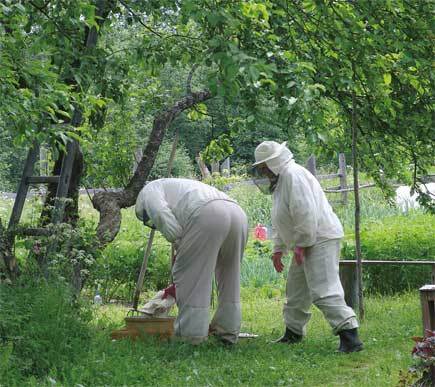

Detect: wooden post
[419, 285, 435, 384]
[196, 156, 211, 179]
[306, 154, 317, 177]
[8, 143, 39, 230]
[211, 161, 220, 174]
[339, 264, 359, 310]
[338, 153, 348, 205]
[221, 157, 230, 176]
[166, 129, 179, 177]
[420, 285, 435, 332]
[39, 144, 49, 176]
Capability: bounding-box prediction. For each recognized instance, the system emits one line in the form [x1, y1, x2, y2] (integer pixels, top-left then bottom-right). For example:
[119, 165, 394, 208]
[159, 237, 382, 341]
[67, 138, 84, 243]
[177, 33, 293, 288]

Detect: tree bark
[92, 90, 212, 247]
[40, 0, 115, 227]
[33, 1, 116, 288]
[0, 219, 17, 280]
[351, 62, 365, 320]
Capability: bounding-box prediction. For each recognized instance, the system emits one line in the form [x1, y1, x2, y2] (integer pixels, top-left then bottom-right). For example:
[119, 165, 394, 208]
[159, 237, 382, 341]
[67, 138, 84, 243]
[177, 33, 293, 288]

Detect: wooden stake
[132, 130, 180, 310]
[338, 153, 348, 205]
[306, 154, 317, 177]
[167, 129, 179, 177]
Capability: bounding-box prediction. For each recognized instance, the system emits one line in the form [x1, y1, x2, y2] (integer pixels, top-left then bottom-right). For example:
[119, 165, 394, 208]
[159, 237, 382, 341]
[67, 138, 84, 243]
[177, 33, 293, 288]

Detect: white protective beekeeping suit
[135, 178, 248, 344]
[253, 141, 358, 336]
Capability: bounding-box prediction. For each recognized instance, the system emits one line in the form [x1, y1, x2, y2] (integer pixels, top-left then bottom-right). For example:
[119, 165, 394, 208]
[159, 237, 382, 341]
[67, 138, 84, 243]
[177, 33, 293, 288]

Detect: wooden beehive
[111, 316, 175, 341]
[419, 285, 435, 384]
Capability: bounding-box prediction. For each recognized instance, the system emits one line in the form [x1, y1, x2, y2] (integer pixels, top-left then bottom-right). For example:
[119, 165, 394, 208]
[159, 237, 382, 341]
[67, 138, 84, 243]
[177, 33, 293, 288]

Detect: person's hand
[162, 283, 176, 300]
[272, 251, 284, 272]
[294, 246, 305, 265]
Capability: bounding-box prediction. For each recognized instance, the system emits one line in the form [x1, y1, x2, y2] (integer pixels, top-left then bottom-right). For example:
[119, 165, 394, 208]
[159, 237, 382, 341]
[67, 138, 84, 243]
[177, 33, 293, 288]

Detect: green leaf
[383, 73, 392, 85]
[247, 115, 255, 123]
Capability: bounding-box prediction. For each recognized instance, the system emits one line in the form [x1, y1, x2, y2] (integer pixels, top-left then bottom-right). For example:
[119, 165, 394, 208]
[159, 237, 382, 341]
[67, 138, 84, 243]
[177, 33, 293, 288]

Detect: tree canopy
[1, 0, 433, 278]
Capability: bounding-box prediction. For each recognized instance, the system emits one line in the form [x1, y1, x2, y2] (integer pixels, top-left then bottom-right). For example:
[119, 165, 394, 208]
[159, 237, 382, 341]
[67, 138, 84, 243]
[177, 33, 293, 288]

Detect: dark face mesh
[142, 209, 156, 229]
[251, 166, 279, 195]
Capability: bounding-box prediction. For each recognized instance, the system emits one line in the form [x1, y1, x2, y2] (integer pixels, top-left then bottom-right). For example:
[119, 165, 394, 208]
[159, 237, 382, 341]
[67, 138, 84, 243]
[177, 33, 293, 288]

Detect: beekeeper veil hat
[253, 141, 293, 175]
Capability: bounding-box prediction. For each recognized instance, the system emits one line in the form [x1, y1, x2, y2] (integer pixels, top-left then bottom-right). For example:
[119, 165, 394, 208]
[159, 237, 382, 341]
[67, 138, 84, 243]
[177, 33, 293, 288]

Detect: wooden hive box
[111, 316, 175, 341]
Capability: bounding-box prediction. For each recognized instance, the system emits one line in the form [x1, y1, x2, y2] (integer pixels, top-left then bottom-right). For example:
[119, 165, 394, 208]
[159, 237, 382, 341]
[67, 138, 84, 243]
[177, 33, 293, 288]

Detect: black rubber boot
[274, 327, 303, 344]
[338, 328, 363, 353]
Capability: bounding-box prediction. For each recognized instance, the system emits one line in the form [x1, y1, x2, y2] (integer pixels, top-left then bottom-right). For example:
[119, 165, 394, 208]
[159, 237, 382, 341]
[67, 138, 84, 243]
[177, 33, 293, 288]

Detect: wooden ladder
[6, 140, 78, 272]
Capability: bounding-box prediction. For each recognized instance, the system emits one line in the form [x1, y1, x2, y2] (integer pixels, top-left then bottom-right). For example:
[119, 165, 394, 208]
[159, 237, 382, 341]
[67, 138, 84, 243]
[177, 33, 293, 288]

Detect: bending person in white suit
[135, 178, 248, 345]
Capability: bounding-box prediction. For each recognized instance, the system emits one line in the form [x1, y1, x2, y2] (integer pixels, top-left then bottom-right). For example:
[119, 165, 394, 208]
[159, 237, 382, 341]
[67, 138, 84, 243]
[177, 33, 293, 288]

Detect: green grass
[0, 183, 430, 386]
[14, 291, 421, 387]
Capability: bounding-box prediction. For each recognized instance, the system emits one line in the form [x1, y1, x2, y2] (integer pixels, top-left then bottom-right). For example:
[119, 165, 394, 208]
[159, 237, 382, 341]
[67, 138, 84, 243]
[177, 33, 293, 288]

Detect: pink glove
[162, 283, 176, 300]
[272, 251, 284, 273]
[294, 246, 305, 265]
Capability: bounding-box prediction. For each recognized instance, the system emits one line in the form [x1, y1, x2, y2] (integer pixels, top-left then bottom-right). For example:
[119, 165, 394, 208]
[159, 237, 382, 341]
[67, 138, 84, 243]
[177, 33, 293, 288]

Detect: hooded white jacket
[135, 178, 235, 243]
[265, 150, 344, 253]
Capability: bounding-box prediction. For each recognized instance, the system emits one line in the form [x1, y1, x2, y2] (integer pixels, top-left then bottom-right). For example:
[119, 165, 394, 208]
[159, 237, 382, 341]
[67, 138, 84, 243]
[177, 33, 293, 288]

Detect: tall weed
[0, 279, 92, 383]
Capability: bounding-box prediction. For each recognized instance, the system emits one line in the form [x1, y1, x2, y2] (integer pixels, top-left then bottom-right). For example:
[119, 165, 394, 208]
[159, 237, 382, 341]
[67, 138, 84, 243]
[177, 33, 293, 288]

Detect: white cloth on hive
[139, 290, 176, 317]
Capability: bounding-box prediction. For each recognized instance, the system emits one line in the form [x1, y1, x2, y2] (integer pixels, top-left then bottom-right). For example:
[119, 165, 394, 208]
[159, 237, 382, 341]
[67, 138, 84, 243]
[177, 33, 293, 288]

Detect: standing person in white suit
[252, 141, 363, 353]
[135, 178, 248, 345]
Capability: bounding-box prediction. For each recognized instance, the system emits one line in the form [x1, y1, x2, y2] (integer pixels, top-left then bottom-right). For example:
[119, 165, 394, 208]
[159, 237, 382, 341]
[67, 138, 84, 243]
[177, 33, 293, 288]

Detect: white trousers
[172, 200, 248, 344]
[283, 239, 359, 336]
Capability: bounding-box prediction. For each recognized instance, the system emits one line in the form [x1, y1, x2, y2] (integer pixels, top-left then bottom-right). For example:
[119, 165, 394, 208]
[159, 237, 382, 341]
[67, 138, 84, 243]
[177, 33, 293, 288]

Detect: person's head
[137, 208, 156, 229]
[252, 141, 293, 194]
[142, 209, 156, 229]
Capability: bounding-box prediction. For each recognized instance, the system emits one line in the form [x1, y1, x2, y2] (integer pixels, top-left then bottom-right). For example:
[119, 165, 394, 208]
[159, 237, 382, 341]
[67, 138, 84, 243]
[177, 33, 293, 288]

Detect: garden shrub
[203, 173, 248, 191]
[342, 213, 434, 294]
[89, 237, 172, 302]
[241, 240, 285, 288]
[13, 218, 100, 294]
[148, 140, 195, 179]
[0, 278, 92, 383]
[226, 184, 272, 227]
[84, 206, 173, 302]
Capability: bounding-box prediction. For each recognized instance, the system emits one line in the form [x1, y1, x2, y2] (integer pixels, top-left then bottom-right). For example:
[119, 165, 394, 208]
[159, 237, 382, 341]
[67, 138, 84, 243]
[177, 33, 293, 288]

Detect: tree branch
[92, 89, 213, 246]
[29, 1, 73, 42]
[119, 0, 163, 38]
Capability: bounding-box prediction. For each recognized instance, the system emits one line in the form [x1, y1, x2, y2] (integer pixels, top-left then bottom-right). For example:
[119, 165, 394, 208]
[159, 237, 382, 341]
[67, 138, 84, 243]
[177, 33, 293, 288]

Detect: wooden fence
[196, 156, 231, 178]
[305, 153, 349, 204]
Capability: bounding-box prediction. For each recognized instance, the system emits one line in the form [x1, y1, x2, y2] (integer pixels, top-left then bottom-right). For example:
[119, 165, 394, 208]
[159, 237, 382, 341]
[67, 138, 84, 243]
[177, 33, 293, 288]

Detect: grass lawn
[39, 291, 420, 387]
[0, 186, 430, 386]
